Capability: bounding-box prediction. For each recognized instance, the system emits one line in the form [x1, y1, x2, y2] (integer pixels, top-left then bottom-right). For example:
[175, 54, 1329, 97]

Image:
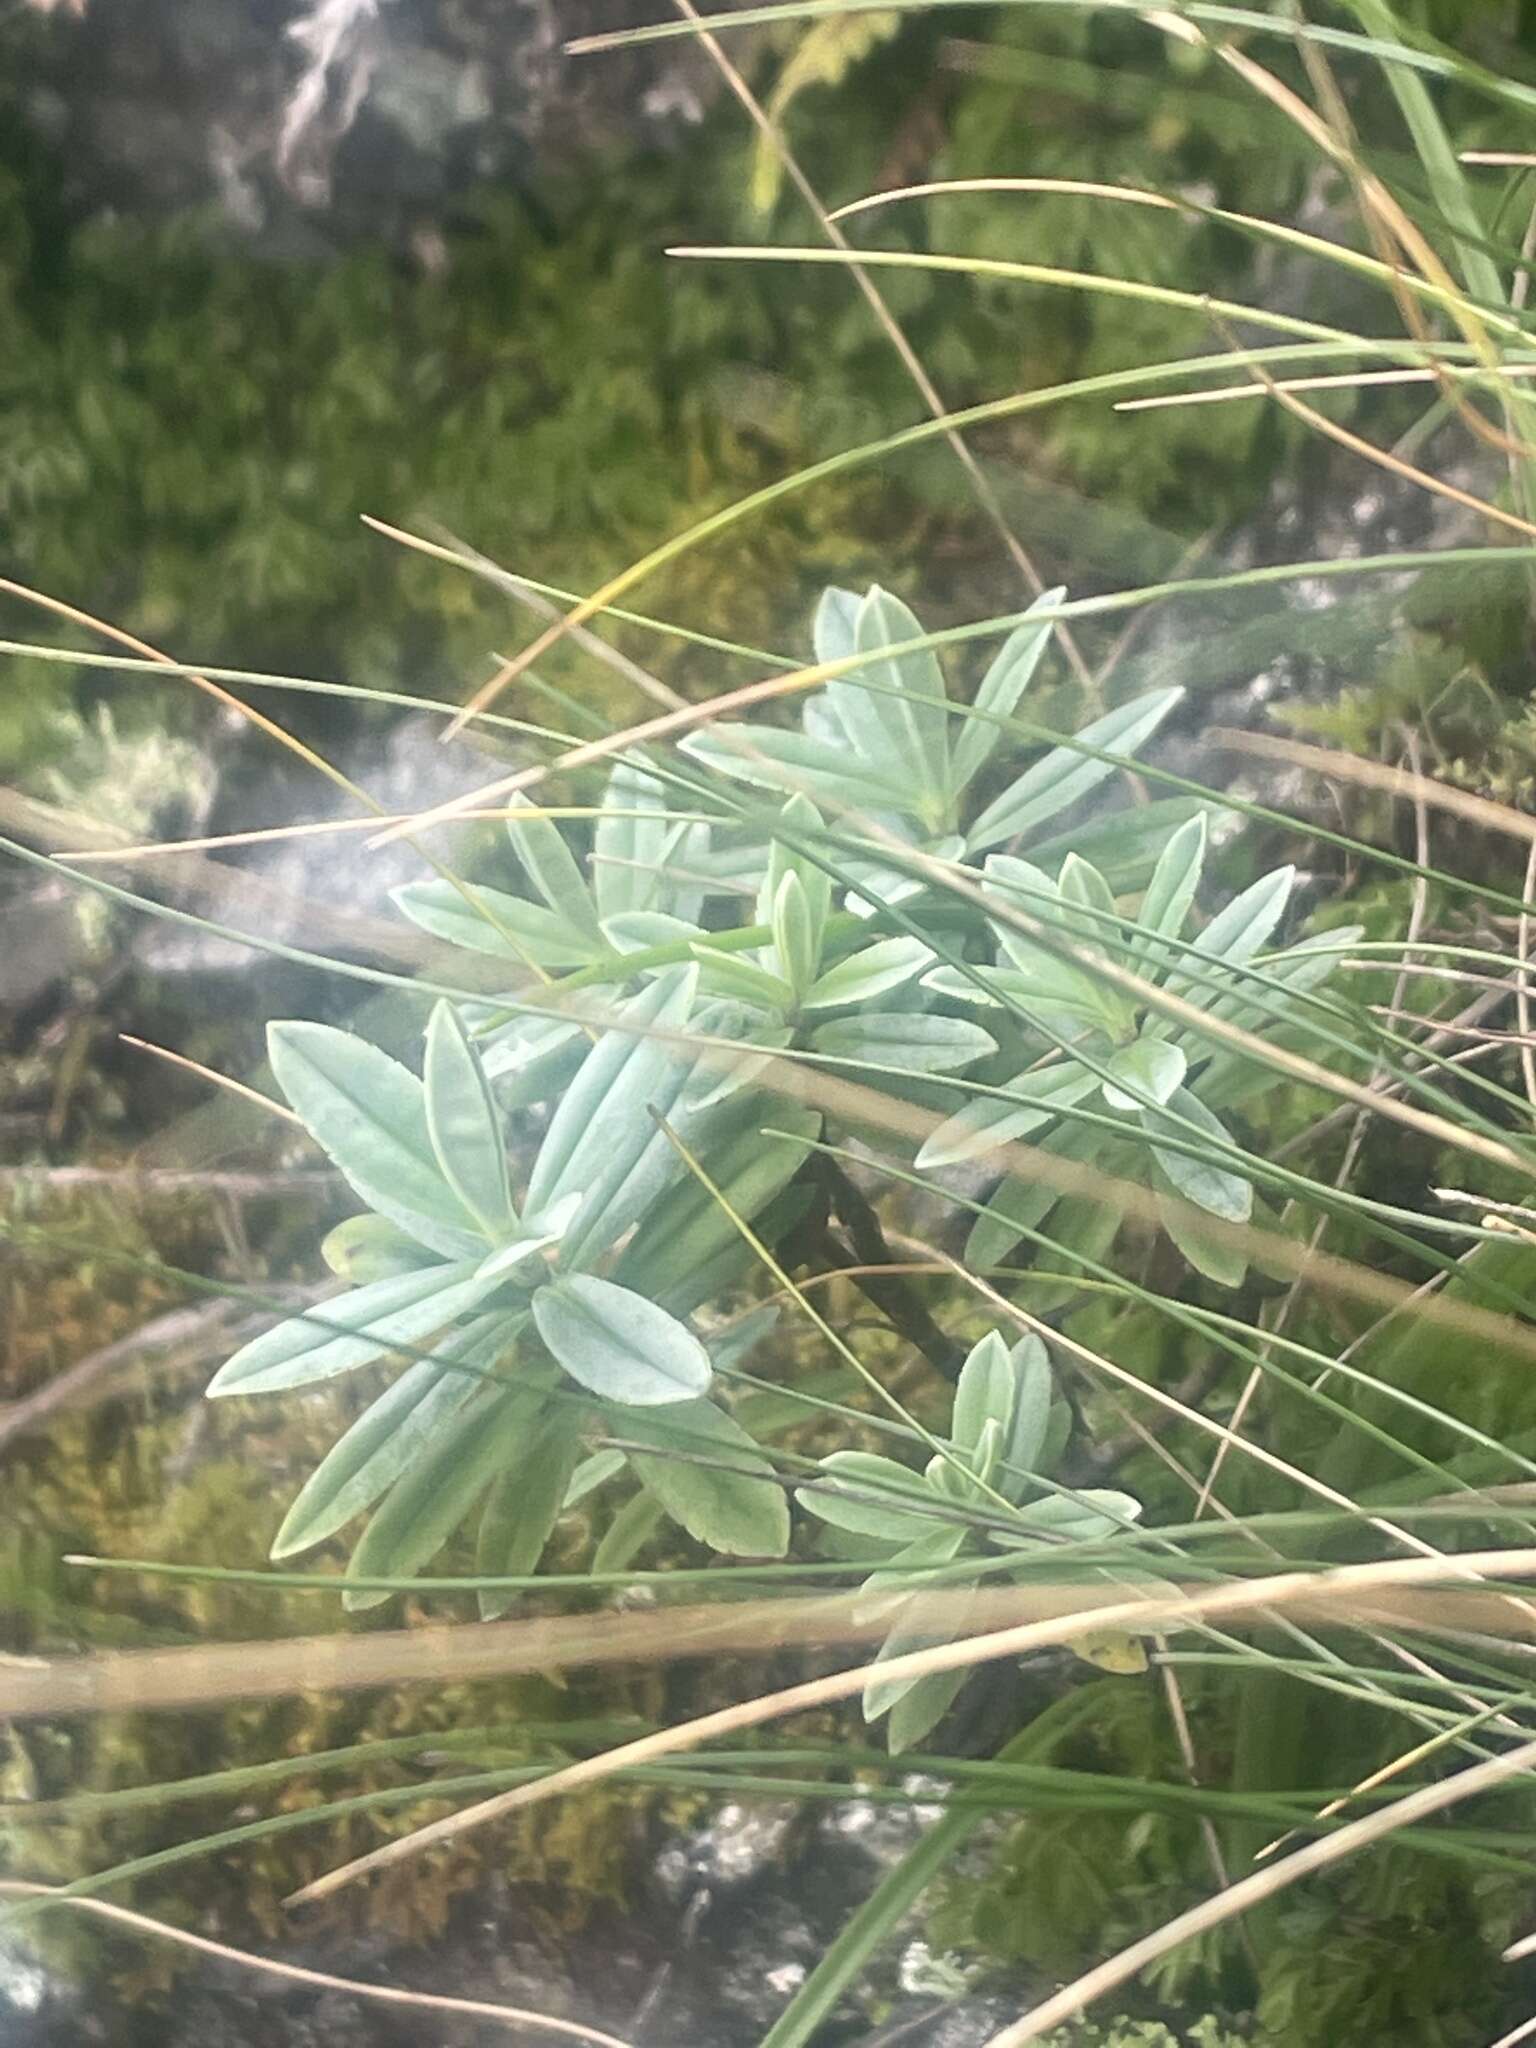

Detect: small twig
[0, 1287, 322, 1457]
[820, 1158, 963, 1381]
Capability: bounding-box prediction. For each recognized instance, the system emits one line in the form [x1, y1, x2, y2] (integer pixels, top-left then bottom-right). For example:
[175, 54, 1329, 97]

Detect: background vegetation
[10, 3, 1536, 2045]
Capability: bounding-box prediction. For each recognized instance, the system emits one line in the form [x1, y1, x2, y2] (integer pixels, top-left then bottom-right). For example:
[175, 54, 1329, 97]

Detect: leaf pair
[925, 820, 1363, 1287]
[209, 999, 532, 1400]
[682, 583, 1182, 894]
[796, 1332, 1140, 1751]
[394, 762, 708, 977]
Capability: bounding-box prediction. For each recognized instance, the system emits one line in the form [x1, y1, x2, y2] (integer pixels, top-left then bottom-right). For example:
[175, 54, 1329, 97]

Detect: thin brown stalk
[751, 1056, 1536, 1355]
[0, 1880, 631, 2047]
[59, 807, 609, 863]
[1216, 726, 1536, 845]
[1518, 838, 1536, 1106]
[0, 1292, 317, 1459]
[979, 1727, 1536, 2047]
[0, 576, 357, 802]
[1215, 322, 1536, 540]
[1253, 1697, 1513, 1862]
[284, 1550, 1536, 1908]
[117, 1035, 302, 1126]
[1117, 364, 1536, 414]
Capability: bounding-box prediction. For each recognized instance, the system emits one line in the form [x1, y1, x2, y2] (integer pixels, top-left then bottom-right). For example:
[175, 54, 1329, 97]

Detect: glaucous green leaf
[837, 584, 949, 806]
[1030, 1188, 1125, 1315]
[1002, 1336, 1053, 1489]
[320, 1214, 438, 1285]
[602, 911, 704, 955]
[554, 999, 742, 1270]
[965, 1167, 1061, 1271]
[391, 879, 601, 968]
[681, 723, 908, 812]
[1154, 1173, 1248, 1287]
[645, 1190, 793, 1323]
[480, 1010, 587, 1098]
[843, 832, 962, 920]
[926, 955, 1112, 1034]
[269, 1314, 508, 1559]
[863, 1585, 975, 1733]
[476, 1399, 585, 1617]
[619, 1398, 791, 1556]
[813, 584, 862, 666]
[981, 851, 1058, 923]
[796, 1450, 938, 1541]
[997, 1487, 1142, 1543]
[592, 1488, 667, 1573]
[962, 1116, 1107, 1267]
[803, 693, 852, 748]
[856, 1524, 969, 1610]
[819, 612, 915, 792]
[706, 1304, 782, 1374]
[1165, 863, 1295, 1006]
[533, 1274, 712, 1406]
[771, 871, 820, 997]
[208, 1261, 493, 1399]
[593, 761, 675, 918]
[917, 1062, 1099, 1170]
[1144, 1087, 1253, 1222]
[615, 1102, 821, 1298]
[808, 1011, 998, 1075]
[474, 1191, 582, 1283]
[680, 1005, 793, 1113]
[1055, 852, 1120, 949]
[564, 1447, 626, 1508]
[424, 1001, 515, 1240]
[927, 1421, 1000, 1499]
[268, 1020, 483, 1258]
[1134, 810, 1206, 973]
[505, 792, 604, 945]
[983, 855, 1133, 1034]
[950, 586, 1064, 794]
[757, 794, 833, 946]
[343, 1385, 537, 1610]
[1101, 1039, 1187, 1113]
[691, 943, 797, 1013]
[524, 967, 696, 1218]
[1030, 796, 1214, 895]
[952, 1331, 1014, 1457]
[801, 936, 934, 1011]
[1039, 1397, 1072, 1476]
[966, 686, 1183, 853]
[660, 819, 714, 926]
[1194, 926, 1363, 1087]
[886, 1666, 970, 1755]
